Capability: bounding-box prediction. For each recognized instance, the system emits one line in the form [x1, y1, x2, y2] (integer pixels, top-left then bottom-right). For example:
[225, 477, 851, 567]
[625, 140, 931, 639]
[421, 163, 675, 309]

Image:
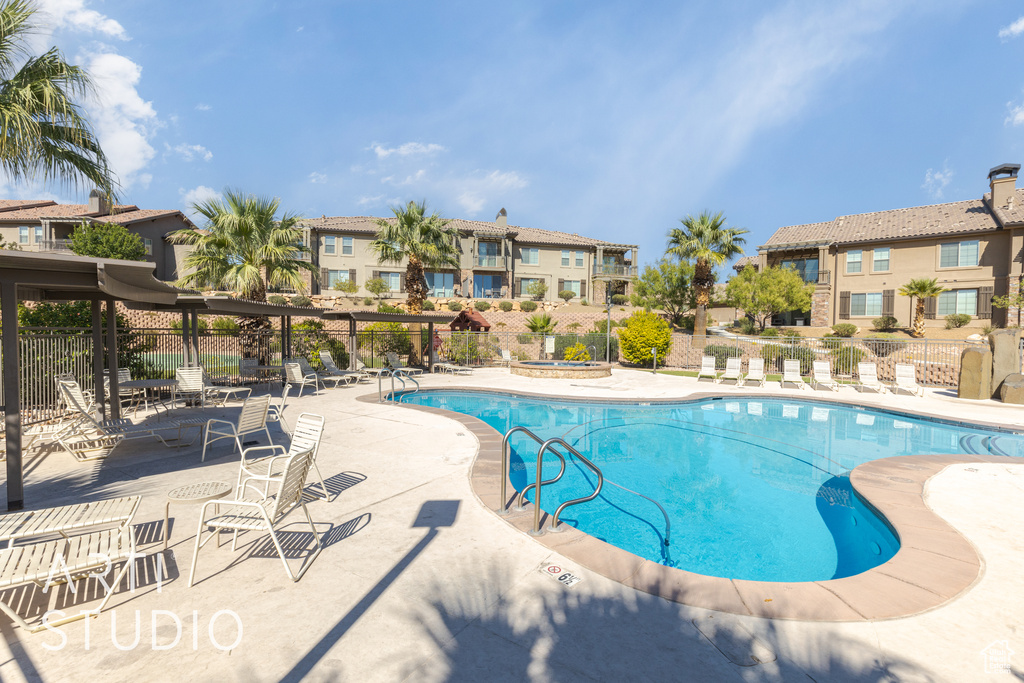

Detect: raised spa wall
[509, 360, 612, 379]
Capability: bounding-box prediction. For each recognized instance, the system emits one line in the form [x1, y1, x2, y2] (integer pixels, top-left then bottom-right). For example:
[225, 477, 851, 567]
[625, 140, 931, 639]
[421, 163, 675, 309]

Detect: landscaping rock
[958, 346, 992, 400]
[1000, 373, 1024, 404]
[989, 329, 1022, 399]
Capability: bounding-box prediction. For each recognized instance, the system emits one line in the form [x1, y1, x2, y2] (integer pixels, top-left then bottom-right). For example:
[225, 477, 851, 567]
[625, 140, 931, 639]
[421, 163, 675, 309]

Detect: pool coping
[363, 387, 1014, 622]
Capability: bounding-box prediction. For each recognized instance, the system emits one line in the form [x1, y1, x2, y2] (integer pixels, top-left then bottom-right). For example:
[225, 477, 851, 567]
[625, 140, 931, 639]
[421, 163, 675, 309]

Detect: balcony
[817, 270, 831, 286]
[592, 263, 637, 279]
[35, 239, 72, 253]
[475, 255, 507, 270]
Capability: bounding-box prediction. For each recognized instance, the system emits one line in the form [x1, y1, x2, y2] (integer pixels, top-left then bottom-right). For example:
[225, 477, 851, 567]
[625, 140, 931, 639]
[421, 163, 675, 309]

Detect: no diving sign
[541, 563, 583, 588]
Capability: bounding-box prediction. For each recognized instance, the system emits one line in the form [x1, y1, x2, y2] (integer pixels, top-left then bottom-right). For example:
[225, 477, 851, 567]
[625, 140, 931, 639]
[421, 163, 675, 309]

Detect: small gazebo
[449, 310, 490, 332]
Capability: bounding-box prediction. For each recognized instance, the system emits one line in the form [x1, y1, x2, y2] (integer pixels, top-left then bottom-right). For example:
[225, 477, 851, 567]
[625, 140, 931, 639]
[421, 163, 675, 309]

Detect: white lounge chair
[236, 412, 327, 500]
[285, 361, 319, 397]
[745, 358, 766, 387]
[188, 444, 323, 585]
[319, 350, 370, 383]
[356, 357, 388, 377]
[287, 357, 355, 390]
[857, 362, 887, 394]
[201, 395, 273, 462]
[781, 360, 807, 389]
[202, 369, 252, 404]
[385, 352, 424, 376]
[719, 357, 743, 385]
[811, 361, 840, 392]
[893, 363, 924, 397]
[696, 356, 718, 382]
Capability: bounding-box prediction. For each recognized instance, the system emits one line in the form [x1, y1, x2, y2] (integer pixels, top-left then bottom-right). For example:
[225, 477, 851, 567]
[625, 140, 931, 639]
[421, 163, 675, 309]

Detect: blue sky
[10, 1, 1024, 270]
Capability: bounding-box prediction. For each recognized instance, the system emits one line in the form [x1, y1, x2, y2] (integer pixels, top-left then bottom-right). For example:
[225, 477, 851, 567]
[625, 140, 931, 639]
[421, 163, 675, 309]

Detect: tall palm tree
[899, 278, 947, 338]
[0, 0, 116, 198]
[667, 210, 747, 338]
[370, 200, 461, 314]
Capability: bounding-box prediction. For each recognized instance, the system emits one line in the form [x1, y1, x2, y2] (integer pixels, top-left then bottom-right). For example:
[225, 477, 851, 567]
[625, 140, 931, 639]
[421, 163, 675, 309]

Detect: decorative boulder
[1000, 373, 1024, 404]
[958, 346, 992, 400]
[989, 328, 1022, 399]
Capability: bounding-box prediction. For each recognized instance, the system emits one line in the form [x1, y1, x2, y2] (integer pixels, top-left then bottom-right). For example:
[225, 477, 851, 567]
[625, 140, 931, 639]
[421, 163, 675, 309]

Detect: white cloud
[84, 52, 157, 189]
[171, 143, 212, 162]
[37, 0, 128, 40]
[357, 194, 386, 206]
[308, 172, 327, 184]
[195, 103, 211, 111]
[999, 16, 1024, 40]
[922, 164, 953, 199]
[179, 185, 221, 221]
[371, 142, 446, 159]
[453, 171, 528, 214]
[1007, 100, 1024, 126]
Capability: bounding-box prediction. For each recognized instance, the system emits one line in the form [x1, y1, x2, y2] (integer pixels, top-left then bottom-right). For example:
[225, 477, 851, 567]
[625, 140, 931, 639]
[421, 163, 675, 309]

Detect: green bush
[359, 321, 411, 355]
[558, 289, 576, 302]
[781, 329, 802, 339]
[293, 320, 349, 370]
[290, 295, 312, 307]
[759, 327, 780, 338]
[447, 301, 463, 312]
[703, 344, 742, 370]
[170, 318, 209, 334]
[736, 317, 757, 335]
[831, 323, 857, 337]
[563, 343, 590, 362]
[760, 343, 815, 374]
[378, 303, 402, 313]
[553, 332, 618, 362]
[821, 334, 843, 350]
[618, 311, 671, 366]
[872, 315, 898, 332]
[611, 294, 629, 305]
[211, 317, 239, 333]
[421, 299, 435, 311]
[474, 300, 491, 312]
[363, 296, 373, 306]
[517, 333, 536, 345]
[592, 318, 621, 334]
[580, 299, 589, 306]
[499, 301, 513, 312]
[678, 314, 695, 332]
[566, 322, 581, 331]
[519, 300, 538, 312]
[863, 333, 900, 357]
[526, 280, 547, 300]
[829, 344, 867, 375]
[945, 313, 971, 329]
[525, 312, 558, 334]
[267, 295, 288, 305]
[441, 331, 494, 365]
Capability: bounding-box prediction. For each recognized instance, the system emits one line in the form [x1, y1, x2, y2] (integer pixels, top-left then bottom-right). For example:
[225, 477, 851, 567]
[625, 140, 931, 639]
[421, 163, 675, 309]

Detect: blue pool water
[398, 390, 1024, 582]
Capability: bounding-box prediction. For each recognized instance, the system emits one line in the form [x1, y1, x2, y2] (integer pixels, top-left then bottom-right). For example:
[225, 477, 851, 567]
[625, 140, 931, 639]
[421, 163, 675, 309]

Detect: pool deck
[1, 368, 1022, 681]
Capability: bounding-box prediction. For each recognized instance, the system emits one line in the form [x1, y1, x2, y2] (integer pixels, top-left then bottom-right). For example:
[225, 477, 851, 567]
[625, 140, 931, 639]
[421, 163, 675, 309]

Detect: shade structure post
[92, 299, 105, 420]
[2, 280, 23, 510]
[181, 308, 191, 366]
[190, 307, 200, 366]
[106, 298, 120, 420]
[348, 318, 356, 370]
[427, 322, 434, 373]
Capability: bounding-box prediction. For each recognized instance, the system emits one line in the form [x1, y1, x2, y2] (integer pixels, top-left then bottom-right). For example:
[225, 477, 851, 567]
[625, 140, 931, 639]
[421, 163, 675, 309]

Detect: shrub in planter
[558, 290, 576, 302]
[447, 301, 463, 312]
[702, 343, 742, 370]
[945, 313, 971, 329]
[520, 300, 538, 312]
[618, 311, 671, 366]
[829, 344, 867, 375]
[290, 295, 312, 307]
[499, 301, 513, 312]
[474, 300, 491, 312]
[611, 294, 629, 305]
[421, 300, 435, 311]
[760, 343, 815, 374]
[863, 333, 899, 357]
[872, 315, 898, 332]
[267, 295, 288, 305]
[831, 323, 857, 337]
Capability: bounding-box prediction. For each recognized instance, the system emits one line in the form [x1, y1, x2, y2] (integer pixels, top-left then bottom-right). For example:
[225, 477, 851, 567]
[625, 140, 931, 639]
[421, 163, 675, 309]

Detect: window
[342, 236, 353, 255]
[873, 247, 890, 272]
[520, 277, 539, 295]
[938, 289, 977, 316]
[561, 250, 570, 267]
[780, 258, 819, 283]
[575, 251, 584, 268]
[521, 247, 539, 265]
[474, 274, 503, 298]
[380, 271, 401, 290]
[324, 235, 336, 254]
[478, 241, 499, 267]
[143, 238, 153, 255]
[33, 226, 42, 244]
[846, 250, 862, 274]
[326, 270, 350, 288]
[18, 226, 28, 244]
[940, 240, 979, 268]
[850, 293, 882, 317]
[563, 280, 581, 296]
[425, 272, 454, 297]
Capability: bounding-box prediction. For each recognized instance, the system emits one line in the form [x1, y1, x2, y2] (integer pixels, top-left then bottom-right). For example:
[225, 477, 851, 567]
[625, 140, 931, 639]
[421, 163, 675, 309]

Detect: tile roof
[0, 203, 139, 221]
[760, 221, 834, 249]
[0, 199, 57, 212]
[732, 255, 756, 271]
[986, 189, 1024, 226]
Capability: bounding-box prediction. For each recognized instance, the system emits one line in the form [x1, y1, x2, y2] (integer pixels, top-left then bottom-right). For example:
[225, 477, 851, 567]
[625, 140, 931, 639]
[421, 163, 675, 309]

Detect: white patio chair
[696, 356, 718, 381]
[857, 362, 887, 394]
[104, 368, 143, 413]
[267, 384, 292, 436]
[236, 412, 326, 500]
[781, 360, 807, 389]
[893, 363, 924, 397]
[174, 365, 210, 408]
[284, 361, 319, 396]
[810, 361, 840, 392]
[499, 349, 513, 367]
[744, 358, 766, 387]
[201, 395, 273, 462]
[719, 357, 743, 385]
[203, 369, 252, 404]
[319, 349, 370, 383]
[188, 444, 323, 585]
[385, 352, 424, 376]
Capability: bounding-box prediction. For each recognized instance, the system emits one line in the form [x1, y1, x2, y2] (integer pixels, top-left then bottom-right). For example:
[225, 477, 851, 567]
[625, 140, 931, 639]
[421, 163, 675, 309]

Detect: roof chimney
[88, 189, 109, 216]
[988, 163, 1020, 209]
[495, 208, 507, 227]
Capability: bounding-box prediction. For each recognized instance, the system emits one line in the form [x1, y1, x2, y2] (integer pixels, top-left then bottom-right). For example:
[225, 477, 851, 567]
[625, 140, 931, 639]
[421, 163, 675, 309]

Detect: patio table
[253, 364, 284, 389]
[164, 481, 232, 550]
[121, 378, 178, 415]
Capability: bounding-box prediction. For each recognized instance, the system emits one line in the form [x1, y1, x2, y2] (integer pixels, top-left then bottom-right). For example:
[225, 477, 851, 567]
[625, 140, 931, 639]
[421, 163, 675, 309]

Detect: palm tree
[370, 200, 461, 313]
[667, 211, 747, 339]
[899, 278, 947, 338]
[0, 0, 116, 198]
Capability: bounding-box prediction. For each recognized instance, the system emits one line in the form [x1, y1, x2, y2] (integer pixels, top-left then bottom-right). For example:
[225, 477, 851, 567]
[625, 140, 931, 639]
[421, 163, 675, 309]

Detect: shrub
[759, 327, 780, 338]
[378, 303, 401, 313]
[781, 329, 802, 339]
[359, 321, 411, 355]
[611, 294, 629, 305]
[447, 301, 463, 312]
[290, 295, 312, 307]
[211, 317, 239, 333]
[421, 299, 435, 311]
[736, 317, 757, 335]
[821, 334, 843, 350]
[332, 279, 359, 298]
[945, 313, 971, 329]
[831, 323, 857, 337]
[558, 289, 576, 302]
[760, 343, 815, 374]
[618, 311, 672, 366]
[170, 317, 209, 334]
[592, 318, 620, 334]
[525, 312, 558, 334]
[702, 344, 742, 370]
[474, 300, 491, 312]
[580, 299, 589, 306]
[678, 314, 695, 332]
[829, 344, 867, 375]
[293, 319, 349, 370]
[981, 324, 994, 335]
[365, 277, 390, 299]
[499, 301, 513, 312]
[363, 296, 373, 306]
[441, 331, 494, 365]
[863, 333, 899, 357]
[526, 280, 547, 300]
[517, 333, 536, 344]
[555, 332, 619, 362]
[872, 315, 898, 332]
[520, 300, 538, 312]
[267, 295, 288, 305]
[566, 322, 582, 331]
[563, 343, 591, 362]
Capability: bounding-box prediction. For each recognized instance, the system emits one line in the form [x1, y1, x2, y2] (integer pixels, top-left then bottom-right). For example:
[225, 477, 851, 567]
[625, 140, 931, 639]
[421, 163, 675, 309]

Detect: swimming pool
[398, 390, 1024, 582]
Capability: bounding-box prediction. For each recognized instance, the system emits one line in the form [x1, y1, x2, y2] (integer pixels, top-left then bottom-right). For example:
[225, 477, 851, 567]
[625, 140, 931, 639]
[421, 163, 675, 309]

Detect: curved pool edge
[361, 387, 1005, 622]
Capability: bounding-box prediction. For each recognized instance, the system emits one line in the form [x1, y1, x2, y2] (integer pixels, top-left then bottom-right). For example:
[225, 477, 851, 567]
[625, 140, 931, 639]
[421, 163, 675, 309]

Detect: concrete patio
[0, 368, 1021, 682]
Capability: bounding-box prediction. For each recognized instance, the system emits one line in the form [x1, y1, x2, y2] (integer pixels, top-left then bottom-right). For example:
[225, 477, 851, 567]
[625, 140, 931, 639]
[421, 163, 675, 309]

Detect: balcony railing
[817, 270, 831, 286]
[35, 239, 72, 253]
[592, 263, 637, 279]
[475, 255, 506, 269]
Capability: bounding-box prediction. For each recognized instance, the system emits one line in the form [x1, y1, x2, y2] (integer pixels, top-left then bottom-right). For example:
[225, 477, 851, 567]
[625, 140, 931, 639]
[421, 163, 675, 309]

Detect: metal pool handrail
[378, 368, 419, 402]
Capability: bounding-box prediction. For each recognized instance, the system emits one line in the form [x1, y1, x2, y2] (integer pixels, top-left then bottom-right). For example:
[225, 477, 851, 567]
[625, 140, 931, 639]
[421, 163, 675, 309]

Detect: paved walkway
[0, 368, 1020, 682]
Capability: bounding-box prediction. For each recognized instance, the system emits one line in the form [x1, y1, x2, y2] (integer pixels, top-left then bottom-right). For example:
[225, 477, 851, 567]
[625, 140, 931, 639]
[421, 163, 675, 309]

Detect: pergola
[0, 251, 181, 510]
[320, 310, 457, 373]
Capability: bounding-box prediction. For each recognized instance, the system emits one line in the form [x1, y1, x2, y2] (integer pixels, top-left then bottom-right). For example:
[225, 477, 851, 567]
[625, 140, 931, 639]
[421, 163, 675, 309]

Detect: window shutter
[320, 267, 329, 293]
[924, 296, 937, 319]
[372, 270, 379, 279]
[839, 291, 851, 319]
[399, 272, 407, 292]
[349, 269, 357, 284]
[558, 278, 564, 293]
[978, 286, 994, 319]
[882, 289, 894, 316]
[515, 278, 522, 297]
[580, 279, 587, 297]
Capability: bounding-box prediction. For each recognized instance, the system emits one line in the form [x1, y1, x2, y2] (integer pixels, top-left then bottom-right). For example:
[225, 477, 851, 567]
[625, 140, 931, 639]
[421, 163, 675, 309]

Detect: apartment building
[740, 164, 1024, 329]
[300, 209, 639, 302]
[0, 190, 195, 281]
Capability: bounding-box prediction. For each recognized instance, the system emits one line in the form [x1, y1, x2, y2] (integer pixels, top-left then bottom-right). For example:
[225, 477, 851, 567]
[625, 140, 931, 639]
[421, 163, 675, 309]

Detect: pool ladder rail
[500, 426, 670, 547]
[378, 368, 420, 403]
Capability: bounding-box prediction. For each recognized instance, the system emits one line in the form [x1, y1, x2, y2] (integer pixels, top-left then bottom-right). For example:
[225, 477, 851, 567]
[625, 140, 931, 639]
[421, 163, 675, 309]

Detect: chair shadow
[303, 471, 367, 503]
